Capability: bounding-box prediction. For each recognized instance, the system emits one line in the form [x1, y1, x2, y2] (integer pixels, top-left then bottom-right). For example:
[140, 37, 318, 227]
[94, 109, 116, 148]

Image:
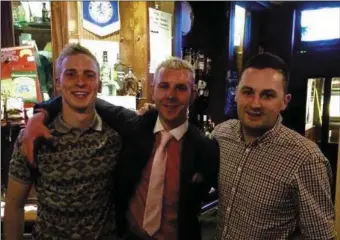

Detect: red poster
[1, 45, 42, 108]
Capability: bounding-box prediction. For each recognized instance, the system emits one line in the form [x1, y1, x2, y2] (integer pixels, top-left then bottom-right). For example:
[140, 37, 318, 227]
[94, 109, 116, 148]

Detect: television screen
[301, 7, 340, 42]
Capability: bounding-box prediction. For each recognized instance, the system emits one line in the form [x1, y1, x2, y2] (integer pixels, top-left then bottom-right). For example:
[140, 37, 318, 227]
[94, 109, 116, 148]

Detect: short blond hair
[56, 43, 100, 76]
[153, 57, 195, 86]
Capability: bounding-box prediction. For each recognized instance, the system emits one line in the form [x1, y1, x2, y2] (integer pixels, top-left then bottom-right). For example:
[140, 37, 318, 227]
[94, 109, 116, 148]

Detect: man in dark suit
[20, 56, 219, 240]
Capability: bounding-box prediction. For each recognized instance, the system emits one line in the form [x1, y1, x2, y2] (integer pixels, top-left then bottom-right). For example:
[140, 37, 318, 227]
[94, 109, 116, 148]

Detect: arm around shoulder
[34, 96, 63, 124]
[95, 98, 140, 136]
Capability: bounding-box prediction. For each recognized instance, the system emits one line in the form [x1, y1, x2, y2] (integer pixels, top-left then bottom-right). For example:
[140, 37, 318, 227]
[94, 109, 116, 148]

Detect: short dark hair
[241, 52, 289, 93]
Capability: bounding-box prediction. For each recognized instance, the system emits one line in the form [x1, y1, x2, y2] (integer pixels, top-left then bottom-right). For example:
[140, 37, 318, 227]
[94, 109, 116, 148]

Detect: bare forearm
[4, 206, 25, 240]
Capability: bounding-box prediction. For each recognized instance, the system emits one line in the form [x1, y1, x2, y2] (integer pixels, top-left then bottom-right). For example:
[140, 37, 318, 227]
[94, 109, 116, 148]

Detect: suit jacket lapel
[180, 126, 198, 188]
[137, 110, 158, 170]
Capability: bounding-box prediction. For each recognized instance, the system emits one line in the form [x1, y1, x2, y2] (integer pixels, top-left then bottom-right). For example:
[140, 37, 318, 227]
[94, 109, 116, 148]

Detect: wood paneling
[132, 2, 149, 100]
[119, 1, 134, 74]
[51, 2, 69, 73]
[51, 1, 69, 96]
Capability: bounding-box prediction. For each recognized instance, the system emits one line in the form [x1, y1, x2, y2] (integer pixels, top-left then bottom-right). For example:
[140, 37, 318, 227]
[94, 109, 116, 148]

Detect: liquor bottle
[206, 57, 212, 76]
[225, 70, 238, 119]
[203, 57, 212, 98]
[197, 51, 205, 73]
[196, 114, 203, 131]
[100, 51, 114, 95]
[113, 54, 127, 95]
[196, 51, 207, 96]
[122, 66, 138, 96]
[137, 79, 143, 99]
[42, 3, 49, 22]
[202, 115, 211, 137]
[192, 50, 198, 70]
[208, 117, 215, 133]
[183, 48, 192, 64]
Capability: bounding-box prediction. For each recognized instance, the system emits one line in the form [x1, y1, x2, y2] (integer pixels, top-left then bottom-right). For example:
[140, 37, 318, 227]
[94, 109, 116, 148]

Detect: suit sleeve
[33, 96, 62, 124]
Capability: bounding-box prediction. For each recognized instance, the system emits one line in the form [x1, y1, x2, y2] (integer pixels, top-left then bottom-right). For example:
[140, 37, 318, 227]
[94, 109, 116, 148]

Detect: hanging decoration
[82, 1, 120, 37]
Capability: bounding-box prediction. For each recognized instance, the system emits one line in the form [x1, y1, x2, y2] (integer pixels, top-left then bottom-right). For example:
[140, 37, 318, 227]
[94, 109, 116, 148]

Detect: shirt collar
[54, 111, 103, 134]
[153, 116, 189, 141]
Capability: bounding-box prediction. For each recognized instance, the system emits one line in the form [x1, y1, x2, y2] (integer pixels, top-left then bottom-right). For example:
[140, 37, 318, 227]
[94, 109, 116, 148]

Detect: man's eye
[262, 93, 275, 99]
[242, 90, 253, 96]
[158, 84, 168, 89]
[86, 73, 96, 79]
[65, 72, 76, 77]
[177, 85, 188, 91]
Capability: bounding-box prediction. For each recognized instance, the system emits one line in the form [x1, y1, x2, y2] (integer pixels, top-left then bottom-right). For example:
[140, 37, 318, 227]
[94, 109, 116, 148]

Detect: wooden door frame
[51, 1, 69, 96]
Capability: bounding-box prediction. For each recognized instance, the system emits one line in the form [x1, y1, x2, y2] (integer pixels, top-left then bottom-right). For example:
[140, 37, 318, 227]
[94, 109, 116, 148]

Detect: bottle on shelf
[100, 51, 116, 96]
[113, 54, 127, 95]
[122, 66, 138, 96]
[195, 50, 208, 96]
[137, 79, 143, 99]
[206, 57, 212, 76]
[183, 48, 213, 129]
[195, 50, 209, 115]
[202, 115, 210, 137]
[208, 116, 215, 133]
[197, 51, 205, 73]
[42, 3, 49, 22]
[183, 48, 192, 64]
[196, 114, 203, 131]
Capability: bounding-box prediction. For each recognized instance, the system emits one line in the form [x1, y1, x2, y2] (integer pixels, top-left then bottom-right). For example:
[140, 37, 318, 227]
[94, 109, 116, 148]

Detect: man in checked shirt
[212, 53, 335, 239]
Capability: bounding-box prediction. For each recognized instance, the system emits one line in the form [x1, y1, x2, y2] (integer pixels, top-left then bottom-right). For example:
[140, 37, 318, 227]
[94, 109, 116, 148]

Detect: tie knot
[159, 130, 172, 148]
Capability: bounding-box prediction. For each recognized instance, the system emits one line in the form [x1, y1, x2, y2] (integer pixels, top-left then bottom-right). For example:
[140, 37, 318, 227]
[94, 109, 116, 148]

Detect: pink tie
[143, 130, 172, 236]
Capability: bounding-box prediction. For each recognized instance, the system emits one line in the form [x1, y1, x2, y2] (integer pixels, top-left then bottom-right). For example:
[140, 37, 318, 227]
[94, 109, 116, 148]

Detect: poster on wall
[149, 8, 172, 73]
[82, 1, 120, 37]
[1, 45, 42, 106]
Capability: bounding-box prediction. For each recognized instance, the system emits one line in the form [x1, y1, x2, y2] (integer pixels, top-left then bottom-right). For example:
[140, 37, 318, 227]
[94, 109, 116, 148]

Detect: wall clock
[83, 1, 120, 37]
[89, 2, 113, 24]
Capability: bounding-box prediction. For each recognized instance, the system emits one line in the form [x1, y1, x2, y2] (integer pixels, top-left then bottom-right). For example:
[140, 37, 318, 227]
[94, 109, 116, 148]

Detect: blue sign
[83, 1, 120, 36]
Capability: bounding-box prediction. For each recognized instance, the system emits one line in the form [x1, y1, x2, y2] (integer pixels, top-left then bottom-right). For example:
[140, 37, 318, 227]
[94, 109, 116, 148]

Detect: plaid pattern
[212, 116, 335, 240]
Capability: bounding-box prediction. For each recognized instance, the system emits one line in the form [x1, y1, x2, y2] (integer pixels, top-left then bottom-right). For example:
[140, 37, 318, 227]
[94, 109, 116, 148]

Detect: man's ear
[281, 93, 292, 111]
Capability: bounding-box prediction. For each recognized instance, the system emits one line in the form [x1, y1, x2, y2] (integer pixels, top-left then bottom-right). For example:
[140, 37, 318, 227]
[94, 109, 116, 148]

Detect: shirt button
[227, 207, 231, 212]
[231, 187, 236, 194]
[237, 167, 242, 172]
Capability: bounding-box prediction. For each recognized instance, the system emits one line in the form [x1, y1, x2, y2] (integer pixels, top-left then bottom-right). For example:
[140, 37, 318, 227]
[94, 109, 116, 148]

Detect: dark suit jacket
[36, 97, 219, 240]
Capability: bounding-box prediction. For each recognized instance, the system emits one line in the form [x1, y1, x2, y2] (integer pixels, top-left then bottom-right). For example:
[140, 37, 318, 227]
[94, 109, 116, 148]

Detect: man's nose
[75, 75, 85, 86]
[250, 95, 261, 108]
[166, 87, 176, 100]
